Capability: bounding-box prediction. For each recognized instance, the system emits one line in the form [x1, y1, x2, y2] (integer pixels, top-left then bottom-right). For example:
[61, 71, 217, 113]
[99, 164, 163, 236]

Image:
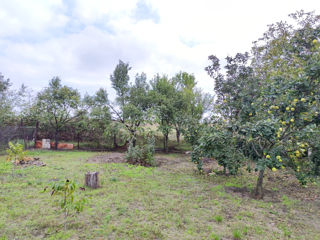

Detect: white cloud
[0, 0, 319, 98]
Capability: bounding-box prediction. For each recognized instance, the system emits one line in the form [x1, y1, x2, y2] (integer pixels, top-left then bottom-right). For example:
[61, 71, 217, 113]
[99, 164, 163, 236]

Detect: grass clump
[232, 229, 242, 240]
[214, 215, 223, 223]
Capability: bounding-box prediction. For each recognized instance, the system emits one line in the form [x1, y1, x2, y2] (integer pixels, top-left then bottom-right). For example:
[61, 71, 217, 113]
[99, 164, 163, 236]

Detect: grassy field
[0, 150, 320, 240]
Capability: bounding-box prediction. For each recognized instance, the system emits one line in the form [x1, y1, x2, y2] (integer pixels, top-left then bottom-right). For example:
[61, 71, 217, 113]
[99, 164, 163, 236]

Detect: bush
[125, 136, 155, 167]
[192, 124, 244, 175]
[6, 142, 27, 164]
[44, 179, 87, 217]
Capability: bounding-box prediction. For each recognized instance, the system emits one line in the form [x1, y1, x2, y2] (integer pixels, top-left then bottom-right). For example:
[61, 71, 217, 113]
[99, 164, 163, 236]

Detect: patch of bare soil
[156, 155, 194, 172]
[87, 152, 126, 163]
[225, 186, 280, 202]
[266, 174, 320, 202]
[87, 152, 193, 172]
[201, 157, 225, 174]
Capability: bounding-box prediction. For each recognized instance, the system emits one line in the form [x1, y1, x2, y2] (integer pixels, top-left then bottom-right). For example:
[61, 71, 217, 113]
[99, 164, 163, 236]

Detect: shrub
[192, 124, 244, 175]
[6, 142, 27, 164]
[125, 136, 155, 167]
[44, 179, 87, 217]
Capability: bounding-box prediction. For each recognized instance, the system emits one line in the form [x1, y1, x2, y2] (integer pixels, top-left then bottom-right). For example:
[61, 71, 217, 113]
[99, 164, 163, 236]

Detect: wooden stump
[85, 171, 99, 189]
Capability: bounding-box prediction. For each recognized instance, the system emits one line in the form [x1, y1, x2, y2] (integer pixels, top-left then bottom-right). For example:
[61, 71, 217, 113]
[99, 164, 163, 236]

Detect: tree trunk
[254, 169, 265, 199]
[113, 134, 118, 149]
[85, 172, 99, 189]
[77, 133, 80, 150]
[176, 129, 180, 144]
[130, 130, 137, 147]
[164, 133, 169, 153]
[34, 121, 39, 147]
[54, 130, 59, 150]
[20, 119, 27, 149]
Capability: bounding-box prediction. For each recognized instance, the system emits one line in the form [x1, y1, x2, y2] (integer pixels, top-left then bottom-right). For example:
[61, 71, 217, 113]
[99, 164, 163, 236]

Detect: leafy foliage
[44, 179, 87, 217]
[0, 73, 14, 125]
[109, 61, 152, 146]
[192, 124, 244, 175]
[200, 10, 320, 198]
[35, 77, 81, 149]
[125, 135, 155, 167]
[6, 142, 27, 164]
[150, 75, 176, 152]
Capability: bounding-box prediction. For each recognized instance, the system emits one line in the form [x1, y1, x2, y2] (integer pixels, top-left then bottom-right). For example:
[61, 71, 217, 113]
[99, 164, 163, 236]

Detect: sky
[0, 0, 319, 99]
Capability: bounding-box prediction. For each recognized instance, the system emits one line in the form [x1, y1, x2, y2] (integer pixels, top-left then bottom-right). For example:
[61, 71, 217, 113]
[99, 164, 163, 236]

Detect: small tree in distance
[36, 77, 82, 150]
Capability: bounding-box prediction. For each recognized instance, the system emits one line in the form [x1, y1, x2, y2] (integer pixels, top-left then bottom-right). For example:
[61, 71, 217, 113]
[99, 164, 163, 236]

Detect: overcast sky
[0, 0, 319, 98]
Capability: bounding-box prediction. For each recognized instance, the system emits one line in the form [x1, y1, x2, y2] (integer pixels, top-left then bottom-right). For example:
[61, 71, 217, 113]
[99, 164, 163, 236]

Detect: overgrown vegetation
[125, 135, 156, 167]
[1, 151, 319, 239]
[0, 9, 320, 240]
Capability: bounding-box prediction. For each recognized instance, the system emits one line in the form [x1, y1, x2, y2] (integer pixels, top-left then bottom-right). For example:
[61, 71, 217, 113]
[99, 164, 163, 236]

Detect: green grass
[214, 215, 223, 223]
[0, 150, 319, 239]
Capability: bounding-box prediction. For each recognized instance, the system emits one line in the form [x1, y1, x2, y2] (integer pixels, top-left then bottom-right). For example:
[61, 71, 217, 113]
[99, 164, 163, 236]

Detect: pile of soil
[13, 157, 46, 167]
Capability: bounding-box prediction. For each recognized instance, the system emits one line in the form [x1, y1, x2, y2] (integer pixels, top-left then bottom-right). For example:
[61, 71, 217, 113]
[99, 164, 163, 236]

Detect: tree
[245, 10, 320, 198]
[36, 77, 81, 150]
[192, 122, 244, 174]
[205, 52, 259, 123]
[0, 73, 14, 125]
[172, 72, 195, 144]
[81, 88, 112, 149]
[201, 10, 320, 199]
[109, 61, 151, 147]
[172, 71, 212, 145]
[150, 75, 176, 152]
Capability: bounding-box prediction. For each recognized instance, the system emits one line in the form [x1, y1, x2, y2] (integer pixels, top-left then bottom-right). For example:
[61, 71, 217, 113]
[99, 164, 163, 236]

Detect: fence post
[34, 121, 39, 147]
[20, 119, 27, 149]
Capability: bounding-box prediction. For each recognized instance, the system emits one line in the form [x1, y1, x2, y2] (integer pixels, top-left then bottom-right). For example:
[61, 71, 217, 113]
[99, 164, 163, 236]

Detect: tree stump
[85, 172, 99, 189]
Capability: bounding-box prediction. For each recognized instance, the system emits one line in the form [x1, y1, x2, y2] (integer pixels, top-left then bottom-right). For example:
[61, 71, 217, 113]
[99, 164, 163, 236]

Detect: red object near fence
[34, 140, 73, 150]
[35, 140, 42, 148]
[50, 142, 74, 150]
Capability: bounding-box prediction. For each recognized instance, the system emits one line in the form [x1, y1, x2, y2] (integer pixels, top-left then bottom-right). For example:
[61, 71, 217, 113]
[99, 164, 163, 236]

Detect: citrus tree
[245, 10, 320, 198]
[200, 10, 320, 199]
